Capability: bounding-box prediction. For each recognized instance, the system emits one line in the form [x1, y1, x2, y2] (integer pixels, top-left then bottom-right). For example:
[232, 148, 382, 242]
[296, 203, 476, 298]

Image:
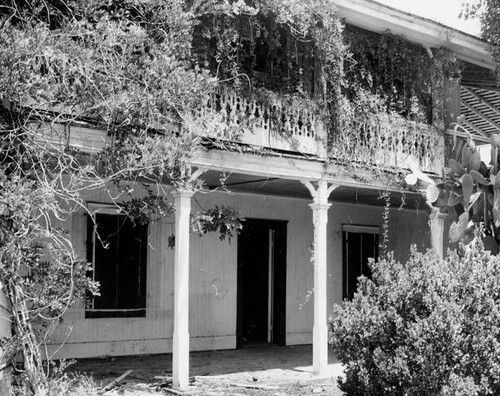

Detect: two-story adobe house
[6, 0, 498, 389]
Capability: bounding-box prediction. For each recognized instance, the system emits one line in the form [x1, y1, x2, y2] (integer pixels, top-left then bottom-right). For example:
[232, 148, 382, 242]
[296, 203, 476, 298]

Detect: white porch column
[430, 210, 447, 259]
[302, 180, 337, 376]
[172, 189, 194, 389]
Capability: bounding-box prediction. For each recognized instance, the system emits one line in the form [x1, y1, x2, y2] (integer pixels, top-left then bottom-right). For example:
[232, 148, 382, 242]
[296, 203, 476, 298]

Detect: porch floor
[70, 344, 344, 395]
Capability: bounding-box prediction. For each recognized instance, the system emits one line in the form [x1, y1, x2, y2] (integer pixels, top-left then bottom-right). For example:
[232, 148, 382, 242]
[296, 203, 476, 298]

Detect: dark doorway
[342, 225, 379, 300]
[237, 218, 287, 348]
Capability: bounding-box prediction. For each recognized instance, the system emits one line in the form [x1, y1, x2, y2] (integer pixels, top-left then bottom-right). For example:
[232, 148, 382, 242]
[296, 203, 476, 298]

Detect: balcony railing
[329, 114, 444, 174]
[209, 86, 327, 158]
[32, 91, 444, 175]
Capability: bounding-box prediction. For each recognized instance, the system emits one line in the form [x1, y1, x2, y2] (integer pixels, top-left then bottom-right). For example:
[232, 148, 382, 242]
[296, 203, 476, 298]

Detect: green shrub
[329, 241, 500, 395]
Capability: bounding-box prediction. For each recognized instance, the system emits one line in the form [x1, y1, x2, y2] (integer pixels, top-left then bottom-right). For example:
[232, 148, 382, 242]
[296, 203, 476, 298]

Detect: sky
[375, 0, 482, 36]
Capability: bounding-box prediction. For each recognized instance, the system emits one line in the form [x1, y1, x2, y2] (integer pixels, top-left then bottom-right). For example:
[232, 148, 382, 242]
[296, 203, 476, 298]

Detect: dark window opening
[86, 211, 148, 318]
[342, 227, 379, 300]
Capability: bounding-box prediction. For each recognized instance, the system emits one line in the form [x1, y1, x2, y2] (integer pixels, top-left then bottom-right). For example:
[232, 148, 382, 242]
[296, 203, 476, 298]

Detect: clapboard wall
[47, 189, 431, 358]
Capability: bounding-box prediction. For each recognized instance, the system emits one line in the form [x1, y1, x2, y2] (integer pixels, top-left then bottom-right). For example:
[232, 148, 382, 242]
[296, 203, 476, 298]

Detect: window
[86, 206, 148, 318]
[342, 225, 379, 300]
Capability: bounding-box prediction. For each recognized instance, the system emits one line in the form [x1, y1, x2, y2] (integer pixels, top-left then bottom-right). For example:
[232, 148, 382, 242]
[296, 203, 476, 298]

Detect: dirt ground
[70, 344, 345, 395]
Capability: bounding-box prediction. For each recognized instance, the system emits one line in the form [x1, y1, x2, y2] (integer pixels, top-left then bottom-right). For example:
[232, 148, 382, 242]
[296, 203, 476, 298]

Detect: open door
[237, 219, 287, 347]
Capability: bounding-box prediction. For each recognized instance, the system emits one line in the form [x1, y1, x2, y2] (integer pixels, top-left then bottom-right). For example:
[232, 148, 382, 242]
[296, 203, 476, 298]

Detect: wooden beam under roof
[461, 99, 500, 133]
[462, 86, 500, 119]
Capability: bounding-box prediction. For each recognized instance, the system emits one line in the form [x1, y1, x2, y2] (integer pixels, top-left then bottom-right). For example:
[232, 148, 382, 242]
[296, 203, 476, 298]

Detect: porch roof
[195, 149, 428, 209]
[334, 0, 493, 70]
[460, 84, 500, 144]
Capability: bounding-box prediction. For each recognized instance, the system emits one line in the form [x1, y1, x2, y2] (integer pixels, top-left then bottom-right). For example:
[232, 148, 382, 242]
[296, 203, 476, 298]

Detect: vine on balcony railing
[205, 85, 326, 155]
[214, 86, 320, 138]
[203, 84, 445, 170]
[329, 111, 444, 173]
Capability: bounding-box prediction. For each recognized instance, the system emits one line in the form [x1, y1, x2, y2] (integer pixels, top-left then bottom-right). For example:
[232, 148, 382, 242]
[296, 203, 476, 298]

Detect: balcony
[329, 113, 444, 175]
[32, 90, 444, 175]
[206, 87, 443, 174]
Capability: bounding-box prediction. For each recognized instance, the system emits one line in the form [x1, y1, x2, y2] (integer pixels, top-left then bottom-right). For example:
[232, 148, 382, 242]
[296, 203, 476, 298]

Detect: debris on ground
[70, 345, 345, 395]
[100, 369, 133, 394]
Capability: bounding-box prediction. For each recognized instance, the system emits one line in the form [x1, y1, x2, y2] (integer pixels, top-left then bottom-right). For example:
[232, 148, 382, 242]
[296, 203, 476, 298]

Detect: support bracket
[301, 179, 338, 203]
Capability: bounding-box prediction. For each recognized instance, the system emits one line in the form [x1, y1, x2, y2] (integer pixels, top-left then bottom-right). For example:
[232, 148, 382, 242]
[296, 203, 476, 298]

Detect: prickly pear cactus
[407, 125, 500, 254]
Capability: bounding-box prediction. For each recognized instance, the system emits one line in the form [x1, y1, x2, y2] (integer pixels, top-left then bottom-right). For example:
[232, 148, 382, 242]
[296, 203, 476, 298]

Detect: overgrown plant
[408, 123, 500, 253]
[0, 0, 241, 393]
[330, 240, 500, 395]
[167, 206, 243, 248]
[330, 28, 459, 172]
[0, 170, 99, 395]
[329, 88, 443, 171]
[344, 27, 460, 123]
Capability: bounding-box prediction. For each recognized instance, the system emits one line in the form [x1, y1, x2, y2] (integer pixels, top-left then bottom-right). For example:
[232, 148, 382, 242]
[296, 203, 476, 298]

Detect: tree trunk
[7, 280, 47, 396]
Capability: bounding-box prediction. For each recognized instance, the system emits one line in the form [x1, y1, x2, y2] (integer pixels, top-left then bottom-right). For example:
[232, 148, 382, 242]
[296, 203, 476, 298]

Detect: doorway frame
[342, 224, 380, 300]
[236, 218, 287, 348]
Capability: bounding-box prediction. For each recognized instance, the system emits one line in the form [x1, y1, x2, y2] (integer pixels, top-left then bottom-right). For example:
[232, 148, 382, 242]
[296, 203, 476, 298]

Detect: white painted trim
[342, 225, 380, 234]
[87, 203, 122, 216]
[191, 149, 427, 193]
[191, 148, 326, 181]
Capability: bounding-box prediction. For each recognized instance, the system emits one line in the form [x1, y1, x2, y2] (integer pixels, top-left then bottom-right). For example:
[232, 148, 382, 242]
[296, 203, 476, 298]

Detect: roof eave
[334, 0, 495, 70]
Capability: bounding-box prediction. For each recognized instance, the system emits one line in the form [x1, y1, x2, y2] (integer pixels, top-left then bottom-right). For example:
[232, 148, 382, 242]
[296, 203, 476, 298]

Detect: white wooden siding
[47, 190, 432, 358]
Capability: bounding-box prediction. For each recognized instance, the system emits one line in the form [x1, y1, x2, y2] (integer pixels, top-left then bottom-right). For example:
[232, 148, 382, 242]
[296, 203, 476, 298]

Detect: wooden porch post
[172, 189, 194, 389]
[430, 210, 447, 258]
[302, 180, 337, 376]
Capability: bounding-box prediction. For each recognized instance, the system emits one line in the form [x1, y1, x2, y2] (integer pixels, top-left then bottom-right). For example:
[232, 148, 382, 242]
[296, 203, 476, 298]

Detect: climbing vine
[329, 27, 460, 173]
[192, 2, 460, 177]
[192, 0, 345, 143]
[379, 190, 391, 257]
